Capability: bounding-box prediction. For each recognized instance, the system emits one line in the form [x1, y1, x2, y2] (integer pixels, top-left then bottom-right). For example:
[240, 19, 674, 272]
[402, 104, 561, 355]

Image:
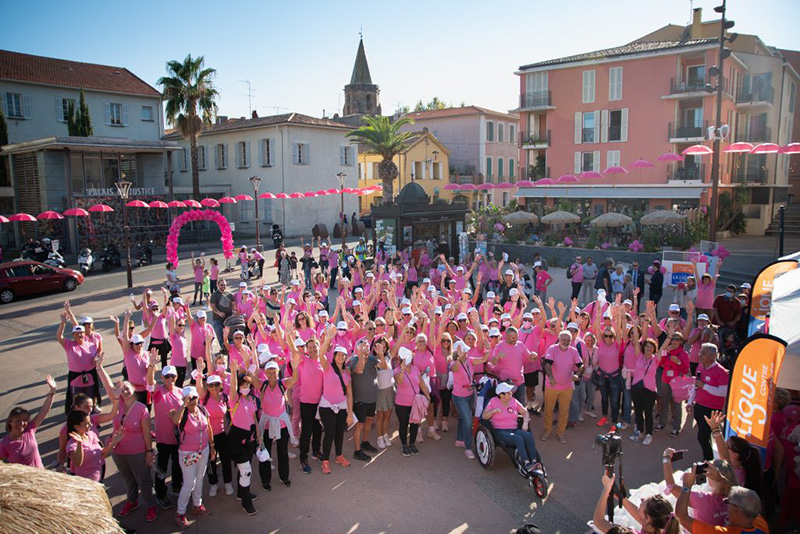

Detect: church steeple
[350, 38, 373, 85]
[343, 37, 380, 118]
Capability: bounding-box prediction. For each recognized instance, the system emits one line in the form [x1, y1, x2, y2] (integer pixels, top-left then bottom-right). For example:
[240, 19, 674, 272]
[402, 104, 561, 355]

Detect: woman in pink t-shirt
[227, 358, 261, 516]
[1, 375, 56, 469]
[482, 382, 539, 471]
[317, 344, 354, 474]
[663, 449, 732, 527]
[450, 340, 475, 458]
[593, 314, 623, 428]
[394, 348, 431, 457]
[629, 328, 663, 445]
[695, 271, 717, 317]
[191, 251, 206, 306]
[195, 354, 233, 497]
[66, 409, 122, 482]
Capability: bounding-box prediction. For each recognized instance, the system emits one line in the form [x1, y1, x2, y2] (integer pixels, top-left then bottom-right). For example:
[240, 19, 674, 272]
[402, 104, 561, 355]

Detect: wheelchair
[472, 377, 549, 499]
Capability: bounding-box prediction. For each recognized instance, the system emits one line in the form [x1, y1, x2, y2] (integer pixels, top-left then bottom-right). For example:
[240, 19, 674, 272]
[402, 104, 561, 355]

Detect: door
[4, 265, 37, 296]
[31, 264, 62, 290]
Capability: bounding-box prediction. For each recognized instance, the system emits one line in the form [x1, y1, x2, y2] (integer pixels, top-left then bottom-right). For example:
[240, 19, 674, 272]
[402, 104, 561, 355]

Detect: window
[609, 67, 622, 101]
[58, 98, 76, 122]
[4, 92, 29, 118]
[179, 148, 188, 172]
[413, 161, 424, 180]
[509, 124, 516, 144]
[292, 142, 309, 165]
[509, 158, 515, 179]
[340, 146, 355, 166]
[582, 70, 596, 103]
[789, 81, 797, 114]
[502, 192, 509, 206]
[259, 138, 274, 167]
[498, 123, 504, 143]
[606, 150, 620, 168]
[198, 146, 207, 171]
[498, 158, 504, 178]
[109, 103, 123, 125]
[608, 110, 622, 141]
[575, 151, 600, 173]
[433, 162, 442, 180]
[141, 106, 154, 121]
[582, 112, 595, 143]
[581, 152, 595, 172]
[486, 157, 493, 181]
[215, 143, 227, 169]
[236, 141, 250, 168]
[486, 121, 494, 142]
[687, 65, 706, 85]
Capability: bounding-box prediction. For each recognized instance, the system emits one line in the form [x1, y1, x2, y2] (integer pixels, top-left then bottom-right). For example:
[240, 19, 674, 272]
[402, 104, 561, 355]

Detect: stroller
[223, 315, 247, 346]
[472, 376, 549, 499]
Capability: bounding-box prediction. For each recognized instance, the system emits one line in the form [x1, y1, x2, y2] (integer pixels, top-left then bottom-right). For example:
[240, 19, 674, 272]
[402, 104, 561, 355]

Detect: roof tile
[163, 112, 352, 139]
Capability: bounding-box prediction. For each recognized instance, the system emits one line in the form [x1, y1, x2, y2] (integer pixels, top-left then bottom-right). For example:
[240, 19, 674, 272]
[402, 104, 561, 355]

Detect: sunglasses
[669, 311, 680, 314]
[163, 375, 177, 379]
[722, 498, 738, 508]
[208, 383, 222, 388]
[604, 334, 615, 339]
[133, 342, 144, 346]
[177, 323, 186, 327]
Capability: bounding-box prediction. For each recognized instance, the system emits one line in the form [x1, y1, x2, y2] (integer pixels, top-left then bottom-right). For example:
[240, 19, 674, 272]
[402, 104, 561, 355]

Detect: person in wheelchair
[481, 382, 540, 473]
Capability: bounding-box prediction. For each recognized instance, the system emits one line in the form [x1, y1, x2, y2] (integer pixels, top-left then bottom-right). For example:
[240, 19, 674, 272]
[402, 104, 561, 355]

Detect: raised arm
[32, 375, 57, 428]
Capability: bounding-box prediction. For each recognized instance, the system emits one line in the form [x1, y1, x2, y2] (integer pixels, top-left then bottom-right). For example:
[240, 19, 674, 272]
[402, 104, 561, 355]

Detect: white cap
[402, 307, 412, 315]
[467, 307, 477, 314]
[294, 338, 306, 348]
[504, 269, 514, 276]
[319, 310, 329, 317]
[531, 308, 541, 314]
[401, 298, 411, 306]
[622, 299, 632, 306]
[196, 310, 207, 319]
[286, 297, 296, 305]
[336, 321, 348, 330]
[239, 282, 247, 288]
[182, 386, 198, 398]
[523, 312, 533, 320]
[250, 248, 257, 252]
[669, 303, 680, 311]
[352, 300, 362, 307]
[603, 312, 613, 319]
[488, 327, 501, 337]
[206, 375, 222, 385]
[496, 382, 514, 394]
[256, 343, 269, 353]
[464, 287, 473, 295]
[567, 322, 579, 331]
[444, 304, 452, 310]
[509, 288, 519, 296]
[79, 316, 94, 324]
[500, 313, 511, 320]
[454, 340, 470, 353]
[456, 266, 465, 272]
[428, 285, 437, 293]
[130, 334, 145, 344]
[291, 279, 300, 286]
[232, 330, 245, 337]
[398, 347, 414, 365]
[173, 297, 183, 305]
[456, 313, 468, 321]
[434, 306, 443, 315]
[741, 282, 751, 289]
[422, 278, 431, 284]
[697, 313, 710, 321]
[72, 325, 85, 333]
[575, 306, 582, 314]
[480, 324, 489, 332]
[258, 350, 276, 365]
[533, 261, 542, 268]
[486, 291, 496, 299]
[334, 346, 348, 355]
[488, 317, 499, 324]
[162, 365, 178, 377]
[264, 361, 280, 371]
[366, 271, 374, 278]
[448, 278, 457, 285]
[354, 287, 363, 293]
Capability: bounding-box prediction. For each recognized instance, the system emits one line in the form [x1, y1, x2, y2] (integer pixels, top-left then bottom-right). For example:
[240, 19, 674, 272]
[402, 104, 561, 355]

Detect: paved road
[0, 242, 723, 533]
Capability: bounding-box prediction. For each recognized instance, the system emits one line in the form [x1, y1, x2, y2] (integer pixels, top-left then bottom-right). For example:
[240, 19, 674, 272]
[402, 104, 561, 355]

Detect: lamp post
[337, 172, 347, 250]
[115, 178, 133, 289]
[249, 175, 262, 249]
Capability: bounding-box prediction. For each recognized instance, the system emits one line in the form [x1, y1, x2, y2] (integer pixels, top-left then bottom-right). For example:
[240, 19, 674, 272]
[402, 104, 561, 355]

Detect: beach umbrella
[200, 198, 220, 207]
[276, 193, 290, 199]
[656, 152, 684, 162]
[367, 185, 382, 191]
[541, 211, 580, 225]
[167, 200, 187, 208]
[640, 209, 687, 226]
[750, 143, 780, 154]
[148, 200, 169, 208]
[590, 212, 632, 228]
[126, 200, 149, 208]
[9, 213, 37, 222]
[0, 215, 9, 223]
[779, 142, 800, 154]
[580, 171, 602, 179]
[235, 194, 254, 201]
[218, 196, 237, 204]
[477, 183, 494, 190]
[37, 210, 64, 220]
[725, 142, 754, 153]
[63, 208, 90, 217]
[184, 199, 202, 208]
[536, 178, 554, 185]
[603, 165, 629, 175]
[681, 145, 713, 156]
[88, 204, 114, 213]
[502, 211, 539, 225]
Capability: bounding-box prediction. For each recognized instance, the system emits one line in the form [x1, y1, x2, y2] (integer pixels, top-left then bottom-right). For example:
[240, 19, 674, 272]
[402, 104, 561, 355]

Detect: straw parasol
[502, 211, 539, 225]
[639, 209, 687, 226]
[590, 212, 632, 228]
[541, 211, 580, 225]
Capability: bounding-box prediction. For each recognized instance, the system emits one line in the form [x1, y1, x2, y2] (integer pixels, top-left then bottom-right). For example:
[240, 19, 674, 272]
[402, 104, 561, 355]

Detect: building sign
[85, 187, 158, 197]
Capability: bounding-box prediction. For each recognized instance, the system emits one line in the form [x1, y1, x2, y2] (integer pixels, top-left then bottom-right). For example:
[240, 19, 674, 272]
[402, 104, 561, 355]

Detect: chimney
[216, 115, 228, 125]
[251, 110, 258, 119]
[691, 8, 702, 39]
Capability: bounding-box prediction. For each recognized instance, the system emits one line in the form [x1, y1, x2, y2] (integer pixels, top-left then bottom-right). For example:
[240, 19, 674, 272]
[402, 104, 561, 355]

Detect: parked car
[0, 261, 84, 304]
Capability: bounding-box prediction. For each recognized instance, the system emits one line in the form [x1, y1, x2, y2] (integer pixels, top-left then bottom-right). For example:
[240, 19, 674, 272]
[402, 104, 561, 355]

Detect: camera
[694, 461, 708, 484]
[595, 431, 623, 468]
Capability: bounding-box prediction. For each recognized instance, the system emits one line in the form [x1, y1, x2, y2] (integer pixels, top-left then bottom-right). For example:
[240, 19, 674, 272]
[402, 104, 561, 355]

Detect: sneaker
[287, 451, 298, 459]
[236, 490, 258, 502]
[361, 441, 378, 453]
[454, 440, 465, 448]
[629, 431, 641, 442]
[321, 460, 332, 474]
[578, 414, 585, 422]
[335, 455, 351, 467]
[617, 422, 629, 431]
[654, 424, 665, 432]
[441, 420, 450, 432]
[409, 445, 420, 456]
[416, 432, 424, 443]
[301, 461, 311, 474]
[145, 506, 158, 522]
[540, 432, 551, 441]
[156, 495, 173, 510]
[175, 513, 189, 528]
[225, 483, 234, 496]
[465, 449, 475, 459]
[566, 422, 576, 429]
[401, 446, 411, 457]
[192, 505, 210, 516]
[262, 483, 271, 491]
[529, 407, 541, 416]
[270, 462, 275, 471]
[377, 436, 386, 449]
[383, 434, 393, 447]
[596, 417, 608, 426]
[353, 450, 371, 462]
[558, 434, 567, 444]
[282, 479, 292, 487]
[208, 483, 218, 497]
[311, 451, 323, 462]
[642, 434, 653, 446]
[585, 411, 597, 419]
[242, 500, 257, 516]
[117, 500, 139, 518]
[670, 429, 680, 437]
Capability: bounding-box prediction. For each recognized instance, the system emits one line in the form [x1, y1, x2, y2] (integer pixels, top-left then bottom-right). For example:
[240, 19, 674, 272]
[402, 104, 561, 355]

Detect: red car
[0, 261, 84, 304]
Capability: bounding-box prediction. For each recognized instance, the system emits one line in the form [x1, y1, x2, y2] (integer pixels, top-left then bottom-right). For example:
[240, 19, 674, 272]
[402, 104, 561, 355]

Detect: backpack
[174, 405, 210, 444]
[566, 265, 574, 279]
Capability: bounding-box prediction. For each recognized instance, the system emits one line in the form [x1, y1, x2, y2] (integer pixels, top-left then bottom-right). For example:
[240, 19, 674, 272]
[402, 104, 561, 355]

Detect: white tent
[770, 259, 800, 388]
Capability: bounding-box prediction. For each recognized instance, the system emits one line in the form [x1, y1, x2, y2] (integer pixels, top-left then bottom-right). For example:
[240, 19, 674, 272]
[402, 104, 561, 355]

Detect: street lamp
[115, 177, 133, 289]
[249, 175, 262, 249]
[336, 172, 347, 249]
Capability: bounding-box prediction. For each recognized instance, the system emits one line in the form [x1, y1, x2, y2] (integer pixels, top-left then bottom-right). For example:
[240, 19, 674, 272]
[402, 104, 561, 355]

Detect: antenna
[359, 24, 363, 40]
[689, 0, 693, 24]
[239, 80, 254, 115]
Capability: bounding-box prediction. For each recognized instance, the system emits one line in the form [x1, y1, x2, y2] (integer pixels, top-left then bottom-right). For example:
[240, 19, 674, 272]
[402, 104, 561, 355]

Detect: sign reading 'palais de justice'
[85, 187, 158, 197]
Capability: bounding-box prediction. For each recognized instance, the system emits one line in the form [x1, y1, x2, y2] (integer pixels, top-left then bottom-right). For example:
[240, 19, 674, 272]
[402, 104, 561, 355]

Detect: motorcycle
[44, 249, 66, 268]
[100, 244, 122, 272]
[271, 224, 283, 249]
[14, 242, 49, 263]
[77, 247, 95, 276]
[135, 240, 153, 267]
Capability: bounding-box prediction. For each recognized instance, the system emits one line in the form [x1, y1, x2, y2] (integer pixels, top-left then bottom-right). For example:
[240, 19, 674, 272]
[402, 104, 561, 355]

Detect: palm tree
[346, 115, 415, 204]
[158, 55, 218, 200]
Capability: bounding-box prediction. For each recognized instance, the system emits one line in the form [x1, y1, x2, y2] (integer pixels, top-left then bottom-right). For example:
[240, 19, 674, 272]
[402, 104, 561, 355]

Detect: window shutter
[268, 138, 275, 166]
[292, 143, 299, 164]
[601, 110, 609, 143]
[594, 110, 601, 142]
[618, 67, 623, 100]
[340, 146, 346, 166]
[122, 105, 129, 126]
[56, 98, 63, 122]
[305, 144, 310, 164]
[104, 103, 111, 125]
[510, 158, 515, 178]
[22, 95, 31, 119]
[593, 151, 600, 172]
[574, 152, 581, 173]
[621, 108, 629, 142]
[246, 141, 251, 167]
[215, 145, 220, 168]
[574, 112, 582, 144]
[258, 139, 265, 166]
[1, 93, 7, 116]
[235, 142, 241, 168]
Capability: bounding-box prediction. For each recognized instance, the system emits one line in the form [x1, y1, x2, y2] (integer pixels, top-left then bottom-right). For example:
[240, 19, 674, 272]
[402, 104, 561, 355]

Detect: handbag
[405, 371, 429, 424]
[591, 369, 604, 387]
[669, 375, 694, 403]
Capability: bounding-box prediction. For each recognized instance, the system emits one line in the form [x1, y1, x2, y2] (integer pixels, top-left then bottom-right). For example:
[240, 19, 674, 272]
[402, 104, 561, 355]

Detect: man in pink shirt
[490, 327, 535, 405]
[542, 331, 584, 443]
[689, 343, 729, 461]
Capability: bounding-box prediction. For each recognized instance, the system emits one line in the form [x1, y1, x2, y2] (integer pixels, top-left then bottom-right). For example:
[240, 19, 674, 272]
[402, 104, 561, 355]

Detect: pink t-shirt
[178, 408, 210, 452]
[432, 348, 450, 376]
[544, 344, 582, 390]
[153, 385, 183, 445]
[413, 348, 435, 376]
[169, 332, 188, 367]
[659, 348, 690, 385]
[210, 264, 219, 281]
[632, 354, 658, 392]
[203, 394, 228, 435]
[0, 422, 43, 468]
[193, 265, 204, 283]
[260, 380, 288, 427]
[150, 313, 168, 340]
[696, 280, 716, 309]
[535, 270, 551, 291]
[230, 394, 258, 431]
[596, 341, 621, 374]
[322, 366, 351, 405]
[689, 490, 728, 526]
[491, 341, 530, 386]
[64, 339, 97, 372]
[451, 358, 474, 397]
[298, 356, 324, 404]
[190, 322, 213, 360]
[520, 327, 542, 373]
[485, 397, 524, 430]
[469, 346, 486, 374]
[66, 430, 105, 481]
[394, 365, 421, 407]
[228, 345, 247, 369]
[123, 349, 148, 391]
[113, 402, 149, 455]
[695, 362, 729, 410]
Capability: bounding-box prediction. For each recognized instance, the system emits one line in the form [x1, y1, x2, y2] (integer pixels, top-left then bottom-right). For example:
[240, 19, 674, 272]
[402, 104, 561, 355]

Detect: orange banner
[748, 260, 798, 336]
[725, 335, 786, 448]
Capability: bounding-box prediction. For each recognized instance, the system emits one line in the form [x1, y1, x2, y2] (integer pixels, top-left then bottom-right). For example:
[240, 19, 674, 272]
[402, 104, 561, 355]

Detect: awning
[0, 136, 181, 155]
[515, 184, 707, 200]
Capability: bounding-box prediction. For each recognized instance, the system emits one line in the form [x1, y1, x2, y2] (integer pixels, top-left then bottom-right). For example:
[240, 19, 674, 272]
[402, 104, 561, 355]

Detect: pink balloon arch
[166, 210, 234, 267]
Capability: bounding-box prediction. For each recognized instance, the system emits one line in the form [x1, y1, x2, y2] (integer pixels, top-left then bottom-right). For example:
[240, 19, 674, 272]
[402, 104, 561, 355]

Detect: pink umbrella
[259, 192, 277, 199]
[558, 174, 578, 181]
[88, 204, 114, 213]
[629, 159, 655, 169]
[368, 185, 382, 191]
[342, 187, 357, 194]
[167, 200, 187, 208]
[9, 213, 37, 222]
[314, 190, 329, 196]
[514, 180, 535, 187]
[477, 183, 494, 190]
[148, 200, 169, 209]
[275, 193, 290, 199]
[681, 144, 713, 156]
[779, 142, 800, 154]
[218, 196, 237, 204]
[656, 152, 684, 162]
[63, 208, 90, 217]
[289, 192, 305, 199]
[37, 210, 64, 220]
[603, 165, 629, 175]
[234, 194, 254, 201]
[126, 200, 149, 208]
[536, 178, 554, 185]
[495, 182, 515, 189]
[184, 199, 202, 208]
[458, 184, 477, 191]
[326, 188, 339, 195]
[557, 175, 580, 183]
[725, 142, 754, 153]
[444, 183, 461, 190]
[304, 191, 318, 198]
[0, 215, 9, 223]
[200, 198, 220, 207]
[750, 143, 780, 154]
[580, 171, 602, 179]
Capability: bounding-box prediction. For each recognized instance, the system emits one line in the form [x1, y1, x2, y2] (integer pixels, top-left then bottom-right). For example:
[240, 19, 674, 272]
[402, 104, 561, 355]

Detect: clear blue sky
[2, 0, 798, 120]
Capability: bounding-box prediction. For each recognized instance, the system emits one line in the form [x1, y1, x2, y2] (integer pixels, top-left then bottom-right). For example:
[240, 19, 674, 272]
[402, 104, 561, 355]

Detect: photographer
[592, 472, 680, 534]
[705, 412, 764, 499]
[662, 447, 735, 526]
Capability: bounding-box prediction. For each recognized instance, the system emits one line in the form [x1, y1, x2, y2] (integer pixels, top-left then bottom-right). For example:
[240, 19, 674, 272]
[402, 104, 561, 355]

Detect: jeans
[212, 318, 225, 353]
[580, 280, 595, 304]
[259, 426, 289, 486]
[177, 446, 209, 515]
[600, 374, 621, 423]
[395, 405, 418, 447]
[632, 384, 657, 435]
[621, 383, 632, 424]
[452, 395, 474, 449]
[207, 432, 232, 485]
[569, 379, 595, 422]
[299, 402, 322, 463]
[155, 442, 183, 498]
[319, 407, 347, 461]
[693, 403, 715, 461]
[495, 429, 538, 465]
[513, 384, 526, 405]
[192, 282, 202, 304]
[543, 387, 572, 436]
[112, 452, 155, 507]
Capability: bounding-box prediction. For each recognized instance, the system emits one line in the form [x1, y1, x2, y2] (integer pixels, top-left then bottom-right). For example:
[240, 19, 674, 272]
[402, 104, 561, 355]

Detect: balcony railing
[528, 166, 550, 180]
[669, 163, 706, 181]
[581, 128, 596, 143]
[519, 130, 551, 147]
[736, 86, 774, 106]
[669, 77, 707, 95]
[519, 90, 552, 110]
[733, 167, 768, 184]
[668, 120, 708, 140]
[736, 126, 771, 143]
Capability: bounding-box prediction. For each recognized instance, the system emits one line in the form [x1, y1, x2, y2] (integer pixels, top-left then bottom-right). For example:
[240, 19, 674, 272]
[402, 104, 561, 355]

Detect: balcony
[668, 77, 707, 96]
[527, 166, 550, 180]
[736, 126, 771, 143]
[733, 167, 769, 184]
[736, 86, 774, 108]
[669, 163, 705, 182]
[668, 120, 708, 141]
[448, 169, 482, 184]
[519, 130, 550, 148]
[518, 90, 554, 111]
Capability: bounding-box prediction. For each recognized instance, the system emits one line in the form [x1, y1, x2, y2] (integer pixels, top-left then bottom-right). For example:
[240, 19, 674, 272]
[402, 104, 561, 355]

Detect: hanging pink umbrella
[167, 200, 187, 208]
[779, 142, 800, 154]
[149, 200, 169, 209]
[603, 165, 629, 175]
[304, 191, 318, 198]
[514, 180, 535, 188]
[580, 171, 603, 179]
[629, 159, 655, 169]
[126, 200, 149, 208]
[37, 210, 64, 220]
[184, 199, 202, 208]
[557, 174, 578, 181]
[725, 142, 754, 153]
[218, 196, 237, 204]
[259, 192, 277, 199]
[342, 187, 357, 194]
[368, 185, 382, 191]
[9, 213, 37, 222]
[314, 190, 329, 196]
[458, 184, 477, 191]
[289, 192, 305, 199]
[495, 182, 514, 189]
[681, 145, 713, 156]
[557, 175, 580, 183]
[750, 143, 780, 154]
[63, 208, 89, 217]
[0, 215, 9, 223]
[88, 204, 114, 213]
[326, 188, 339, 195]
[656, 152, 684, 162]
[536, 178, 554, 185]
[200, 198, 220, 207]
[235, 194, 254, 201]
[477, 183, 494, 190]
[444, 183, 461, 190]
[275, 193, 290, 199]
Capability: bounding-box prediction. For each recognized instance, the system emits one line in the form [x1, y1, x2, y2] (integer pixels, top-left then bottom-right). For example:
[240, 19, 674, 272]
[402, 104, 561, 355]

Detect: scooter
[271, 224, 283, 249]
[100, 244, 122, 272]
[135, 240, 153, 267]
[44, 249, 66, 268]
[77, 247, 95, 276]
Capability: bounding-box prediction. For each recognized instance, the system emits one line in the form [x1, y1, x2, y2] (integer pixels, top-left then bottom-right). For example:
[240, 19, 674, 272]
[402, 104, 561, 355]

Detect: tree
[346, 115, 415, 205]
[66, 89, 93, 137]
[158, 54, 218, 200]
[413, 97, 450, 112]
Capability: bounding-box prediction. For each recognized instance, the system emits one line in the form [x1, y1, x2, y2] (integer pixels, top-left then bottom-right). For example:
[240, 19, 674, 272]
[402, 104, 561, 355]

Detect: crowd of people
[1, 239, 799, 533]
